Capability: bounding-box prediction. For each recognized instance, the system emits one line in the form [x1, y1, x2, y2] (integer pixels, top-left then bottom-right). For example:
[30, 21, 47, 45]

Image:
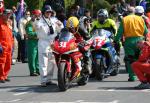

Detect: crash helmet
[97, 9, 108, 24]
[66, 16, 79, 28]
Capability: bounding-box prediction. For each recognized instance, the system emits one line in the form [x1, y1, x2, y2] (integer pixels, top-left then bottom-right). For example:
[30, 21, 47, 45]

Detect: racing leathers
[91, 19, 120, 56]
[69, 23, 92, 75]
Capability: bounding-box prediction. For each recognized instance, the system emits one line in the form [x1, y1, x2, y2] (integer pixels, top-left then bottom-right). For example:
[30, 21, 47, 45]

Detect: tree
[4, 0, 44, 10]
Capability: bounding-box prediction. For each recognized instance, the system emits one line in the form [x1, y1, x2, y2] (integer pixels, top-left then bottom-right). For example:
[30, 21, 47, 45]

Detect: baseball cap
[135, 6, 144, 14]
[3, 9, 12, 15]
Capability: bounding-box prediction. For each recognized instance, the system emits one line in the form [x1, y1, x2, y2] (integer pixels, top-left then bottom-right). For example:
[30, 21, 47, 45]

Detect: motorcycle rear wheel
[77, 75, 89, 86]
[58, 62, 70, 91]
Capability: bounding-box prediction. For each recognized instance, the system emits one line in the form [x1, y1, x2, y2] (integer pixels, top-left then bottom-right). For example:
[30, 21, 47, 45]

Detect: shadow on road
[98, 86, 135, 90]
[0, 83, 83, 93]
[0, 84, 61, 93]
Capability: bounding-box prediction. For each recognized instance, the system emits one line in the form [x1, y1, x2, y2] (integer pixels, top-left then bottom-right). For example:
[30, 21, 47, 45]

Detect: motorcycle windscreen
[92, 29, 111, 38]
[59, 30, 74, 42]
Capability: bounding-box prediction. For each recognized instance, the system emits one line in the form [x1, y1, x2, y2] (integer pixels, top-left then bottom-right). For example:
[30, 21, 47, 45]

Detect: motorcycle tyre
[77, 75, 89, 86]
[58, 62, 69, 91]
[95, 58, 105, 81]
[110, 63, 119, 76]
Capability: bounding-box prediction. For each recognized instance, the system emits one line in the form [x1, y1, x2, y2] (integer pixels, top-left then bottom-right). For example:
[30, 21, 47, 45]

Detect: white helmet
[135, 6, 144, 14]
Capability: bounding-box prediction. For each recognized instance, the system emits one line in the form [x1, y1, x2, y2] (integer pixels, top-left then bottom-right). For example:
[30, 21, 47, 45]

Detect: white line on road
[74, 100, 84, 102]
[40, 100, 119, 103]
[13, 92, 28, 96]
[69, 89, 150, 92]
[0, 99, 22, 103]
[107, 89, 115, 91]
[0, 88, 12, 92]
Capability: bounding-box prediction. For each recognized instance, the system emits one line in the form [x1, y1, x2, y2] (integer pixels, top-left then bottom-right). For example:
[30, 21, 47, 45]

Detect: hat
[43, 5, 52, 13]
[135, 6, 144, 14]
[32, 9, 41, 15]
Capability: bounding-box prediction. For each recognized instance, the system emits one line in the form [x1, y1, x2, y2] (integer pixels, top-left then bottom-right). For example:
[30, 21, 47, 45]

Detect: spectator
[139, 0, 147, 11]
[132, 41, 150, 89]
[57, 10, 67, 27]
[83, 9, 92, 22]
[18, 11, 31, 63]
[74, 5, 84, 18]
[117, 0, 129, 19]
[11, 6, 19, 65]
[0, 0, 4, 14]
[135, 6, 150, 41]
[25, 10, 41, 76]
[0, 9, 13, 83]
[34, 5, 63, 87]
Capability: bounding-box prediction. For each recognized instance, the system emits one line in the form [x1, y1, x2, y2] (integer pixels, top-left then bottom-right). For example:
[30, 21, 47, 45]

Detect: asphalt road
[0, 50, 150, 103]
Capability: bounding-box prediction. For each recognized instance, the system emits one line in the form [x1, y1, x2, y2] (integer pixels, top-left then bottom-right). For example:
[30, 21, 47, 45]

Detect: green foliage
[87, 0, 111, 17]
[64, 0, 75, 9]
[4, 0, 44, 10]
[105, 0, 118, 4]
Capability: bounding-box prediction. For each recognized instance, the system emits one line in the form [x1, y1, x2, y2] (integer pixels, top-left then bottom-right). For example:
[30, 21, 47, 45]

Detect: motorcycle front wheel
[95, 58, 105, 81]
[58, 62, 70, 91]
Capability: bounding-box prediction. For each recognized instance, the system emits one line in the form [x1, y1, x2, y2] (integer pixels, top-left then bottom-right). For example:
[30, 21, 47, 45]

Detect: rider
[66, 16, 92, 79]
[91, 9, 120, 56]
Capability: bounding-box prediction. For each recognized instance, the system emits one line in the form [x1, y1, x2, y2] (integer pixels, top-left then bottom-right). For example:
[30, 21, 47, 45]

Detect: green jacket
[25, 20, 38, 40]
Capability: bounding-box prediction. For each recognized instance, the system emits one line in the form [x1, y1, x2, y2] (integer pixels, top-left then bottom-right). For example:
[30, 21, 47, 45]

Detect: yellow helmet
[66, 16, 79, 28]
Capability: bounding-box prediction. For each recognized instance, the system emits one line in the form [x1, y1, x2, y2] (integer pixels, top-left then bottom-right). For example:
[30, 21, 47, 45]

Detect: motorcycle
[52, 28, 89, 91]
[91, 29, 120, 80]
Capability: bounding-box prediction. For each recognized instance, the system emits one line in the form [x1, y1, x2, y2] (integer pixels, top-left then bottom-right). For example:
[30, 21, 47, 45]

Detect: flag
[16, 0, 25, 23]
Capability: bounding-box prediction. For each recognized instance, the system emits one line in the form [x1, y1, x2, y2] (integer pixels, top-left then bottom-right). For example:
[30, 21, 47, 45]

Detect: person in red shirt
[0, 0, 4, 14]
[131, 41, 150, 89]
[0, 9, 13, 83]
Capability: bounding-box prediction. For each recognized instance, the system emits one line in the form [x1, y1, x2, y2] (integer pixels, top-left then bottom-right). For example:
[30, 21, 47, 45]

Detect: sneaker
[128, 77, 136, 82]
[5, 78, 10, 82]
[46, 81, 57, 85]
[40, 82, 47, 87]
[0, 80, 5, 83]
[12, 59, 16, 65]
[30, 73, 39, 76]
[135, 83, 150, 89]
[71, 69, 80, 80]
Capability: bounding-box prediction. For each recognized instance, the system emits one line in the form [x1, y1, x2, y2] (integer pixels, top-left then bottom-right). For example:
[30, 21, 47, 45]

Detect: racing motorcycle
[52, 28, 89, 91]
[91, 29, 120, 80]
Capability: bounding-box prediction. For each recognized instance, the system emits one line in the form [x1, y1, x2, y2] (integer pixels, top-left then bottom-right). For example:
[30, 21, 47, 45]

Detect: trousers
[38, 51, 57, 83]
[132, 61, 150, 83]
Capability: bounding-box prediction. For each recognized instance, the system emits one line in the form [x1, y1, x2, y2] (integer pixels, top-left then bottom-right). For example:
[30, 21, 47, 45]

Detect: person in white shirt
[18, 11, 31, 63]
[34, 5, 63, 87]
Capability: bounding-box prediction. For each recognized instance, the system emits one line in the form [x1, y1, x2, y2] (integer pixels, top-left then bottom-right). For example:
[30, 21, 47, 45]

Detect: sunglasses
[45, 11, 52, 13]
